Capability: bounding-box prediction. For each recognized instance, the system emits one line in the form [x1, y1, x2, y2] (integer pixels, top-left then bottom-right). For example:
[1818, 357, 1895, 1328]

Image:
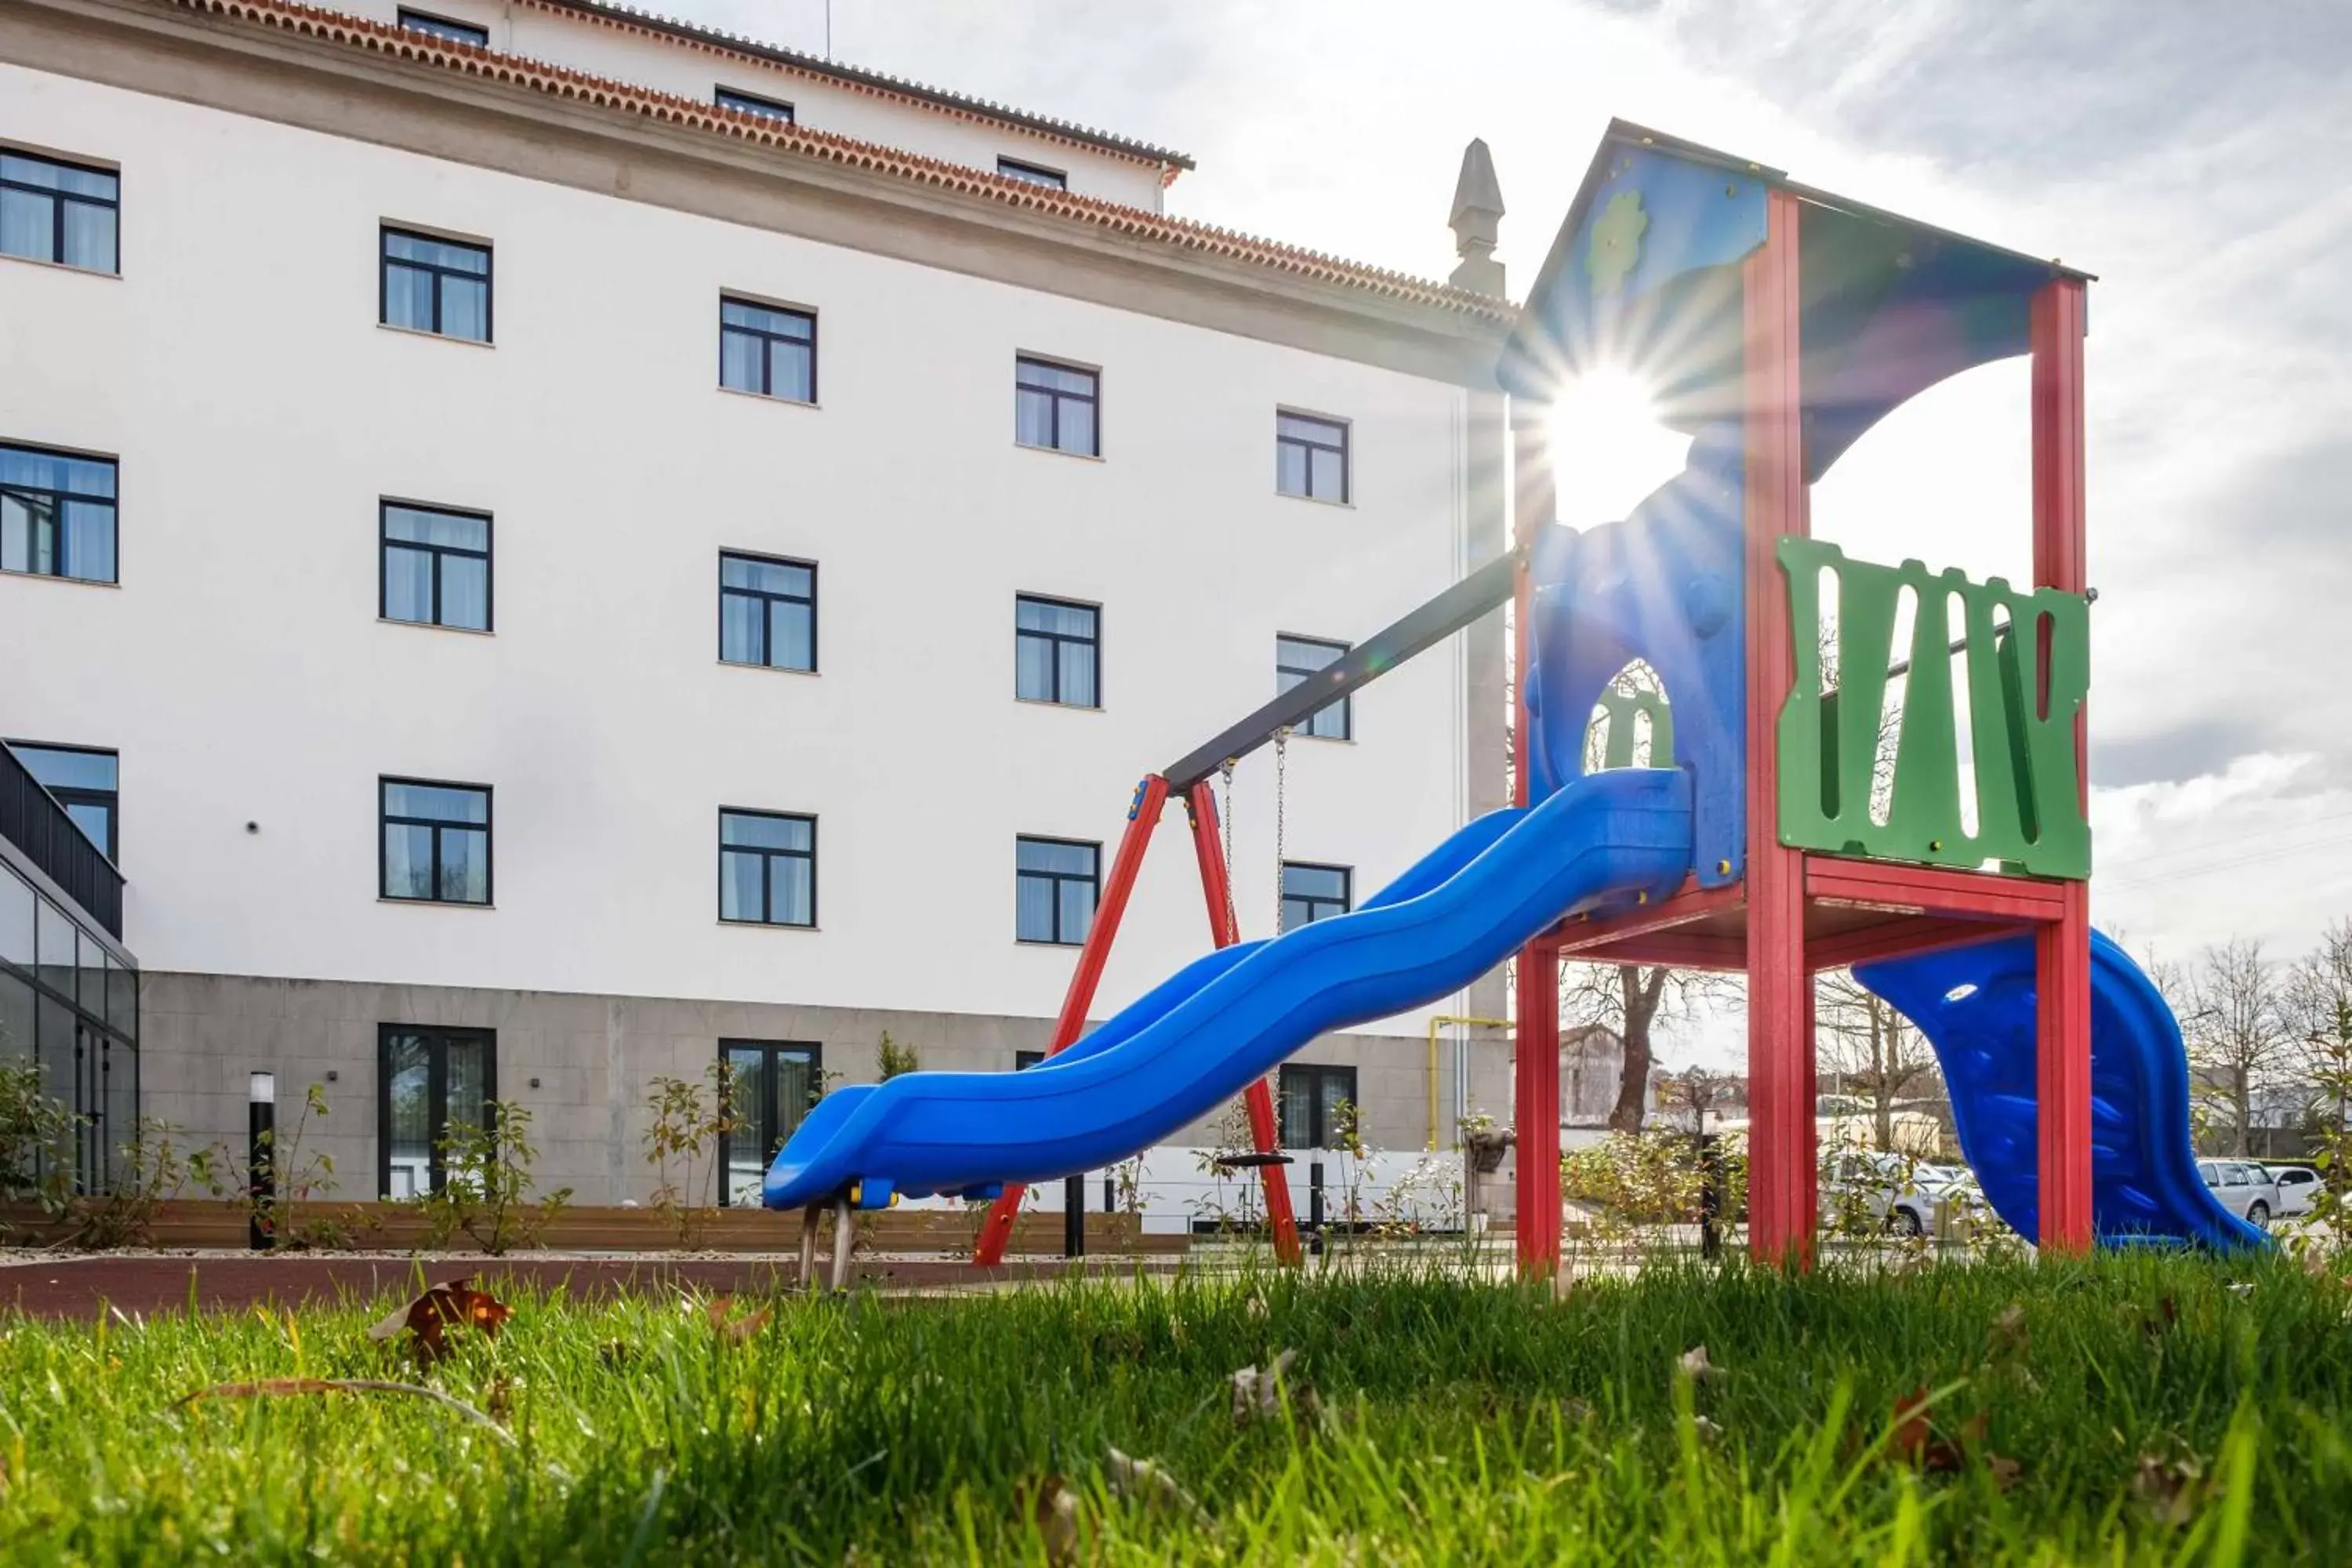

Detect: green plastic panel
[1591, 686, 1675, 771]
[1777, 539, 2090, 880]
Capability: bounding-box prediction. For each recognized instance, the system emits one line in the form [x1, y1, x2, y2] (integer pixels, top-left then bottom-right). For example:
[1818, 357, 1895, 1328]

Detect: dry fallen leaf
[485, 1374, 516, 1425]
[1691, 1414, 1724, 1444]
[1886, 1388, 1966, 1474]
[1105, 1446, 1210, 1524]
[366, 1278, 510, 1364]
[1015, 1473, 1082, 1566]
[1231, 1348, 1299, 1425]
[1989, 1303, 2027, 1358]
[1677, 1345, 1721, 1383]
[2133, 1451, 2203, 1526]
[705, 1295, 772, 1344]
[1986, 1452, 2023, 1490]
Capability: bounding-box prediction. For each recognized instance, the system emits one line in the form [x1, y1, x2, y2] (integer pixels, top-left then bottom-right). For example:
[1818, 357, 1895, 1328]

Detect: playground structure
[762, 122, 2263, 1275]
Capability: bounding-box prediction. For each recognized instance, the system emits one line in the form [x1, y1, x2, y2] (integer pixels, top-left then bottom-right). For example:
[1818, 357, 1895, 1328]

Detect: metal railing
[0, 742, 123, 936]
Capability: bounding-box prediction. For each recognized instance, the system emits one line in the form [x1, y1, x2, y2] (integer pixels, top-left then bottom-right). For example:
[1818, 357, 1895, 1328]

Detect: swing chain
[1218, 757, 1239, 941]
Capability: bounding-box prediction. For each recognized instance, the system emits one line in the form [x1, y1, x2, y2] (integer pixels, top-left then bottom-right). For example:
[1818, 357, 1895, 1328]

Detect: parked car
[1823, 1150, 1962, 1237]
[2263, 1164, 2323, 1218]
[2197, 1160, 2281, 1225]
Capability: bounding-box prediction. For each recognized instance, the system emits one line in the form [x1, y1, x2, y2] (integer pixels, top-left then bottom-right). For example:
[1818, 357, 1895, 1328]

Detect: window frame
[379, 224, 493, 343]
[377, 776, 492, 906]
[1014, 835, 1100, 947]
[1276, 633, 1353, 741]
[0, 147, 120, 275]
[4, 742, 119, 863]
[717, 550, 819, 673]
[996, 157, 1069, 190]
[716, 1038, 822, 1207]
[717, 294, 818, 404]
[1279, 861, 1353, 932]
[1276, 409, 1352, 504]
[1014, 354, 1101, 457]
[715, 87, 797, 123]
[717, 808, 818, 929]
[376, 1023, 496, 1198]
[1278, 1062, 1359, 1150]
[0, 440, 118, 585]
[379, 499, 493, 632]
[1014, 593, 1102, 708]
[396, 9, 490, 46]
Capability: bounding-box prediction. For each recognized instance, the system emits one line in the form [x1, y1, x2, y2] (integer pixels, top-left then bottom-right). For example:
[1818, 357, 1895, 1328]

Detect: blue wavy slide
[1857, 933, 2265, 1250]
[764, 768, 1694, 1210]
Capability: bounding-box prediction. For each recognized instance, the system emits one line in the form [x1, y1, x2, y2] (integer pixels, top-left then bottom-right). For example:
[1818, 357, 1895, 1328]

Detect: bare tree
[2183, 938, 2290, 1156]
[2284, 919, 2352, 1136]
[1562, 963, 1735, 1131]
[1814, 970, 1940, 1152]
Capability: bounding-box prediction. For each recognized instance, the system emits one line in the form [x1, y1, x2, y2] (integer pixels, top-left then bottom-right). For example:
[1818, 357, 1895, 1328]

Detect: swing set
[968, 557, 1520, 1267]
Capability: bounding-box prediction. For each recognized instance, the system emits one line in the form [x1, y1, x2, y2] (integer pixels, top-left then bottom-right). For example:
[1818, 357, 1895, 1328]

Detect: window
[720, 809, 815, 927]
[1015, 1050, 1047, 1070]
[997, 157, 1067, 190]
[718, 1040, 820, 1205]
[380, 503, 491, 631]
[1015, 595, 1099, 706]
[6, 743, 118, 862]
[1016, 837, 1098, 946]
[718, 553, 816, 671]
[2, 443, 116, 584]
[0, 149, 118, 274]
[1276, 635, 1352, 741]
[1276, 411, 1349, 503]
[716, 88, 795, 123]
[379, 778, 491, 906]
[719, 297, 816, 402]
[1014, 356, 1098, 456]
[1280, 862, 1352, 932]
[379, 1025, 493, 1198]
[1279, 1063, 1357, 1149]
[397, 9, 488, 46]
[380, 227, 490, 342]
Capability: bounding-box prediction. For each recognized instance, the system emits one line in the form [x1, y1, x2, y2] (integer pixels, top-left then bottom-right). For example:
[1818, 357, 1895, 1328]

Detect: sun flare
[1545, 369, 1691, 527]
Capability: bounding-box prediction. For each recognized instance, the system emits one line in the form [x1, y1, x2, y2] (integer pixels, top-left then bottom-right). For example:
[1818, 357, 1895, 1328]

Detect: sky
[659, 0, 2352, 1068]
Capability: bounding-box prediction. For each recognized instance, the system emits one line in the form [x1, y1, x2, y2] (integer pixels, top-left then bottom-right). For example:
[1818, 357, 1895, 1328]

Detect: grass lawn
[1, 1249, 2345, 1563]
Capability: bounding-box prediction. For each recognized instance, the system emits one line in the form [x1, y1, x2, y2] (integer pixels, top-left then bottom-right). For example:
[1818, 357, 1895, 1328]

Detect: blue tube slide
[1856, 931, 2266, 1250]
[765, 770, 1691, 1209]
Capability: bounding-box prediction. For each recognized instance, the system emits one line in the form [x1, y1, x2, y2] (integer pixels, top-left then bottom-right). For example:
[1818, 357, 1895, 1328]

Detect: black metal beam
[1162, 550, 1519, 791]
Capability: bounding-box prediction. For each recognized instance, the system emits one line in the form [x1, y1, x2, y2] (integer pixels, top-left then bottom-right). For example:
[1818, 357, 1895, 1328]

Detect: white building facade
[0, 0, 1512, 1207]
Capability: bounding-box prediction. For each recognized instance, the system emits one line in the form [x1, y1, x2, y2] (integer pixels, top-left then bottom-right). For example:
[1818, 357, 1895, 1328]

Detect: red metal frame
[1184, 782, 1303, 1265]
[1511, 411, 1563, 1274]
[970, 772, 1304, 1269]
[1805, 857, 2071, 924]
[2031, 277, 2095, 1251]
[971, 774, 1170, 1267]
[1743, 188, 1815, 1267]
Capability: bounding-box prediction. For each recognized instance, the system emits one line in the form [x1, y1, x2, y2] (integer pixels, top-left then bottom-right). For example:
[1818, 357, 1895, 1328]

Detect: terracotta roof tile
[167, 0, 1515, 325]
[521, 0, 1194, 176]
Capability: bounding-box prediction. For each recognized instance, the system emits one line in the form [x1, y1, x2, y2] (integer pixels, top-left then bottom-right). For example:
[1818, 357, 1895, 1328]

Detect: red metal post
[1510, 408, 1563, 1272]
[1183, 782, 1303, 1265]
[971, 774, 1171, 1268]
[2031, 277, 2095, 1252]
[1742, 189, 1815, 1267]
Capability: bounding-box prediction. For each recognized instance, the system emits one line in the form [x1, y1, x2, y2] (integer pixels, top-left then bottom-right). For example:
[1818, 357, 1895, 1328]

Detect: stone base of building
[140, 971, 1518, 1207]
